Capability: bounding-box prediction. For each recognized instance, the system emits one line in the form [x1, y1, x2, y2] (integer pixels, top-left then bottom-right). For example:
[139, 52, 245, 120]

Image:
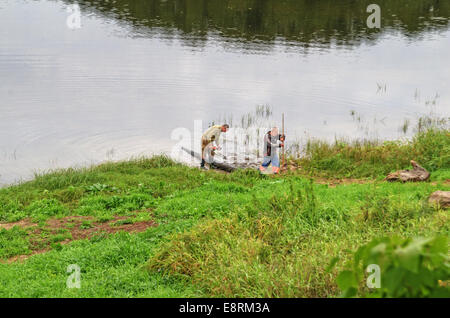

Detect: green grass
[0, 226, 31, 259]
[0, 136, 448, 297]
[147, 179, 448, 297]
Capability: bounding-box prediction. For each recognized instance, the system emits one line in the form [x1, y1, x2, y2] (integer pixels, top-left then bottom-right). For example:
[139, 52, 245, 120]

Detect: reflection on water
[67, 0, 450, 50]
[0, 0, 449, 185]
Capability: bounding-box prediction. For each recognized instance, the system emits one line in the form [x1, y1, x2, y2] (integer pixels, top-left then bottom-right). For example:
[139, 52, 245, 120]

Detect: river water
[1, 0, 449, 185]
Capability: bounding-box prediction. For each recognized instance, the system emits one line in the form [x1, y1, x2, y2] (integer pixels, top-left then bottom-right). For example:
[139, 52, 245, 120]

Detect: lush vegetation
[0, 128, 449, 297]
[333, 236, 449, 298]
[294, 128, 450, 180]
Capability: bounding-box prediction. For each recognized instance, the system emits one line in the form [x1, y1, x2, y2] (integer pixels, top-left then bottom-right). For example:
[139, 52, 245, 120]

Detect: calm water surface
[1, 0, 449, 185]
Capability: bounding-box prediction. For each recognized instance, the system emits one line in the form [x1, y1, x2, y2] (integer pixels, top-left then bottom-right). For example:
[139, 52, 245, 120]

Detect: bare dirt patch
[431, 180, 450, 186]
[40, 215, 157, 242]
[6, 251, 47, 264]
[2, 212, 157, 263]
[312, 177, 373, 187]
[0, 219, 38, 230]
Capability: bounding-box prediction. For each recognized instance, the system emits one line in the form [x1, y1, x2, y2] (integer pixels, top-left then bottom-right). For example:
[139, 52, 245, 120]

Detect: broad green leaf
[325, 256, 340, 273]
[430, 287, 450, 298]
[428, 236, 448, 266]
[383, 267, 404, 296]
[337, 270, 358, 291]
[341, 287, 357, 298]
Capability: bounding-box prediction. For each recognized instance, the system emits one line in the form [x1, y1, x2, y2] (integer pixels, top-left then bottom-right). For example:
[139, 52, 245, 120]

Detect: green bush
[85, 183, 119, 194]
[0, 200, 24, 222]
[333, 236, 450, 297]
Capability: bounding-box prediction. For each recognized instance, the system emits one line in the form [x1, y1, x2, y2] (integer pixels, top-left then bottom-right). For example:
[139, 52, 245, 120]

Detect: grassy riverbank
[0, 129, 448, 297]
[294, 128, 450, 180]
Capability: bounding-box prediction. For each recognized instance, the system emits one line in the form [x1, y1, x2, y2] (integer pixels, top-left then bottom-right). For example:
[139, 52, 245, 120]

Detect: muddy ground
[0, 212, 157, 263]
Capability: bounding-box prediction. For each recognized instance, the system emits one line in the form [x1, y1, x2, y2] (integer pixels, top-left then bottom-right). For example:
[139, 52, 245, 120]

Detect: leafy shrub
[85, 183, 119, 194]
[0, 200, 24, 222]
[26, 199, 68, 218]
[333, 236, 450, 297]
[52, 186, 85, 203]
[75, 194, 154, 215]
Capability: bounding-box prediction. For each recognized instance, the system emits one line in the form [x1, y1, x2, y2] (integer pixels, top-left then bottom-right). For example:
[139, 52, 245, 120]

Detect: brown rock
[429, 191, 450, 208]
[386, 160, 430, 182]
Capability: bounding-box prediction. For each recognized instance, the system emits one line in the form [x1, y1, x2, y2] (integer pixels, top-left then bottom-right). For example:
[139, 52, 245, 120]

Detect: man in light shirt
[201, 124, 229, 169]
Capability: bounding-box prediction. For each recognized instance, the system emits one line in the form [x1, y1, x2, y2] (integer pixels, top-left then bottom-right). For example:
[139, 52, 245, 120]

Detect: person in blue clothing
[259, 127, 285, 174]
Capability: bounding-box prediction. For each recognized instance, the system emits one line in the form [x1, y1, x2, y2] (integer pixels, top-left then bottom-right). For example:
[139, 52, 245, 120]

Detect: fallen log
[385, 160, 430, 182]
[428, 191, 450, 209]
[181, 147, 237, 173]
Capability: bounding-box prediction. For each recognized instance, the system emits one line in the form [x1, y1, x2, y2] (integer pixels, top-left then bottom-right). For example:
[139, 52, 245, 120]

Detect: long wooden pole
[282, 113, 285, 172]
